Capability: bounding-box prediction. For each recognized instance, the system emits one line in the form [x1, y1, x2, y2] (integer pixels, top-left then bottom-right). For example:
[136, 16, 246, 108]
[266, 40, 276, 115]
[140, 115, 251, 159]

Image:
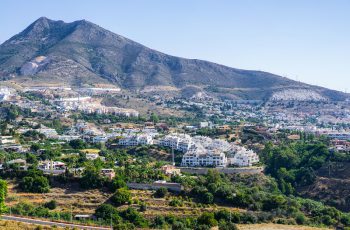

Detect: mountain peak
[31, 16, 58, 29]
[35, 16, 51, 23]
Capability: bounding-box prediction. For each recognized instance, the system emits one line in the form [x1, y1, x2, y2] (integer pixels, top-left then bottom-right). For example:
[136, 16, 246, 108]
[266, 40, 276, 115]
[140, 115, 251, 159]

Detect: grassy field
[0, 220, 63, 229]
[6, 181, 241, 218]
[4, 182, 331, 230]
[6, 182, 111, 215]
[238, 224, 329, 230]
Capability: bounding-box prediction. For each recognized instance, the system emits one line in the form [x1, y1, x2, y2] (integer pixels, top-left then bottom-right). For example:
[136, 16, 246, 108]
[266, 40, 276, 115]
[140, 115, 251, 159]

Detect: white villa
[38, 161, 66, 170]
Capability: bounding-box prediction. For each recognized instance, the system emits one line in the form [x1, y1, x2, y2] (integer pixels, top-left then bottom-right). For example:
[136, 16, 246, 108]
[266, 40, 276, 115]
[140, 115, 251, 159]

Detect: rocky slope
[0, 17, 348, 101]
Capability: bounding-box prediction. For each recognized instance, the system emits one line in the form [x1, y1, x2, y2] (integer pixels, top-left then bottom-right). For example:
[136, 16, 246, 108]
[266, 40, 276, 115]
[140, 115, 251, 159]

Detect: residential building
[158, 133, 192, 152]
[37, 127, 58, 139]
[58, 135, 81, 142]
[100, 168, 115, 180]
[228, 147, 259, 167]
[86, 153, 99, 160]
[161, 165, 181, 176]
[181, 145, 228, 167]
[119, 134, 153, 146]
[0, 136, 16, 145]
[92, 136, 109, 143]
[38, 161, 66, 170]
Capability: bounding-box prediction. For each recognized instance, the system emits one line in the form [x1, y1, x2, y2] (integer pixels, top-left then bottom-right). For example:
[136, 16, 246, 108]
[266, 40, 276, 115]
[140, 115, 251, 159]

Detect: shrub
[139, 203, 147, 212]
[215, 209, 241, 223]
[44, 200, 57, 210]
[197, 212, 218, 227]
[169, 198, 183, 207]
[218, 220, 238, 230]
[154, 187, 168, 198]
[294, 212, 306, 225]
[120, 207, 149, 228]
[114, 222, 135, 230]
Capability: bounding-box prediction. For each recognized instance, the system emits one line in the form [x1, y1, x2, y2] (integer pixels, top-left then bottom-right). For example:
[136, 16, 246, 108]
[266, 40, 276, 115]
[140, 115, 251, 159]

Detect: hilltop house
[100, 168, 115, 180]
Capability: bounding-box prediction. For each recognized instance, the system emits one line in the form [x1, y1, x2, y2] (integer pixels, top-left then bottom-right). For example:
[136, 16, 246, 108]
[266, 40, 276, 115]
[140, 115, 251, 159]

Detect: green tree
[80, 163, 104, 189]
[69, 139, 86, 149]
[95, 204, 120, 223]
[109, 178, 127, 192]
[120, 207, 149, 228]
[30, 143, 41, 152]
[19, 176, 50, 193]
[111, 188, 131, 206]
[26, 153, 38, 165]
[263, 195, 286, 211]
[150, 113, 159, 123]
[202, 192, 214, 204]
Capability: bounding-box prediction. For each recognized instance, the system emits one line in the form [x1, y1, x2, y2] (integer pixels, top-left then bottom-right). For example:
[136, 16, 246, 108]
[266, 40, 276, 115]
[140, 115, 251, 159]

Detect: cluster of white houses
[5, 122, 259, 168]
[117, 132, 259, 167]
[53, 97, 139, 117]
[180, 136, 259, 167]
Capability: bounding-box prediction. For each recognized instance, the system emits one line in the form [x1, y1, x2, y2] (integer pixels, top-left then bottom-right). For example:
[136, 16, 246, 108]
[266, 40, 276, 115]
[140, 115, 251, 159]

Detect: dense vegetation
[261, 141, 331, 195]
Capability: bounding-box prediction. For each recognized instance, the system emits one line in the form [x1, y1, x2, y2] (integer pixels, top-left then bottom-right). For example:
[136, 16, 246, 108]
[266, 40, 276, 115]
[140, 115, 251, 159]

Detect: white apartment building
[158, 133, 192, 152]
[181, 145, 228, 167]
[326, 132, 350, 140]
[0, 136, 16, 145]
[37, 128, 58, 139]
[228, 147, 259, 167]
[119, 134, 153, 146]
[58, 135, 81, 142]
[54, 97, 92, 111]
[92, 136, 109, 143]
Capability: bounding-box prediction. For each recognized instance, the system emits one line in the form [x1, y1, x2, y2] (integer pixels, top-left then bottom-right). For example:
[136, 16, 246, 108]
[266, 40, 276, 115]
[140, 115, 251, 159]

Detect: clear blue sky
[1, 0, 349, 91]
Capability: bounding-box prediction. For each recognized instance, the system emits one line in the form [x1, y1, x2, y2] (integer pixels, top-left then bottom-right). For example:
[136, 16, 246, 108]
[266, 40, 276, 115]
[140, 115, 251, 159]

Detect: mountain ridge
[0, 17, 348, 101]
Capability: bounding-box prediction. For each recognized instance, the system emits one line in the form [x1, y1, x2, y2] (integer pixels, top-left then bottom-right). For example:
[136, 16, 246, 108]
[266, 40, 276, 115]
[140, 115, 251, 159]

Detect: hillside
[0, 17, 348, 101]
[298, 162, 350, 212]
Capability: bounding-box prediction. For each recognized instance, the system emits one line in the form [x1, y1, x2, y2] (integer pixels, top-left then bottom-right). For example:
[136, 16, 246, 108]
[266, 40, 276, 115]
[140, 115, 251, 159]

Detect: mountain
[0, 17, 347, 101]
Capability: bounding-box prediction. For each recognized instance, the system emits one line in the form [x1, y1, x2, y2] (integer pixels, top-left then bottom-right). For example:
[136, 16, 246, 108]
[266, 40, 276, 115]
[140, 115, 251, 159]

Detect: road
[1, 215, 111, 230]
